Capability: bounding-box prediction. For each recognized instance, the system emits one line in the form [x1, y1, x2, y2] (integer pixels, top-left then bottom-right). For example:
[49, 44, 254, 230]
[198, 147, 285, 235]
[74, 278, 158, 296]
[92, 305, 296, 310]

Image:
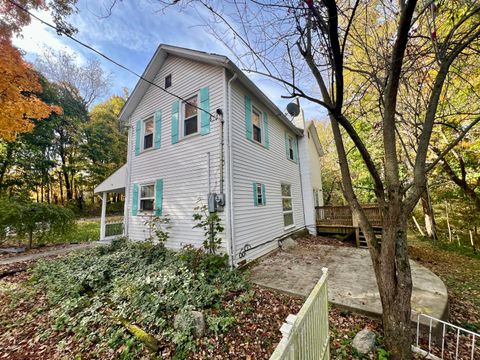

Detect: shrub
[30, 240, 248, 358]
[0, 197, 75, 248]
[193, 204, 224, 254]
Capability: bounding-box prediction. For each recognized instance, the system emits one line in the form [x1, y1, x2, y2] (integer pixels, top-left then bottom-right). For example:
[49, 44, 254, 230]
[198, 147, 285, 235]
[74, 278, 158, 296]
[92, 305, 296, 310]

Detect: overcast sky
[13, 0, 326, 120]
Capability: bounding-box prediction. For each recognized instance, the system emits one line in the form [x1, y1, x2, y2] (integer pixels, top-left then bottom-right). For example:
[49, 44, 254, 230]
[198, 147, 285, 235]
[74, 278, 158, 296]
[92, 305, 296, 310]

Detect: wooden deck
[315, 205, 383, 247]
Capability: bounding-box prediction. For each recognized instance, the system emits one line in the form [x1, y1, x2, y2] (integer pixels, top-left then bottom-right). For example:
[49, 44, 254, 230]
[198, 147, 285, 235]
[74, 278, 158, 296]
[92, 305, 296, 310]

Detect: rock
[280, 237, 297, 250]
[174, 310, 205, 338]
[352, 327, 376, 354]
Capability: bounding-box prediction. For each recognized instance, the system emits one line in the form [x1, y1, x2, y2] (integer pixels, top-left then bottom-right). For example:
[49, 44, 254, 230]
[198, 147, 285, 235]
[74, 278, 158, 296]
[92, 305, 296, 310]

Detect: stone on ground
[280, 237, 297, 250]
[174, 310, 205, 338]
[352, 327, 376, 354]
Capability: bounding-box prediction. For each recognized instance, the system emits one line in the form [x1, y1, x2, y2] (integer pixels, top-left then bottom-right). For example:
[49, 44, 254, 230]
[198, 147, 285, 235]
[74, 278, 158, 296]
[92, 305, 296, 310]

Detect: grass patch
[42, 220, 100, 245]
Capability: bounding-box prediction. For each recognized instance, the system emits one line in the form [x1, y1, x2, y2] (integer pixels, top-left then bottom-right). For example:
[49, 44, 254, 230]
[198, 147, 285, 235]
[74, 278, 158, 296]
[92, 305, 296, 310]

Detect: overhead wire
[7, 0, 217, 119]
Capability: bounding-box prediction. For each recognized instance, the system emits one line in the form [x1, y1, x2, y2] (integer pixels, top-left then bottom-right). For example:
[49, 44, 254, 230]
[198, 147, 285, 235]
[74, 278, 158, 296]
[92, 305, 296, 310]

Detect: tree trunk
[59, 173, 64, 204]
[28, 230, 33, 250]
[369, 215, 413, 360]
[421, 189, 437, 241]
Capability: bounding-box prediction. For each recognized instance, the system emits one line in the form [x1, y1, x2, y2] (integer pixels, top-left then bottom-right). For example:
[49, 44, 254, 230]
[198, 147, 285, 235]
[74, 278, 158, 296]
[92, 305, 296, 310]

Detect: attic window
[165, 74, 172, 88]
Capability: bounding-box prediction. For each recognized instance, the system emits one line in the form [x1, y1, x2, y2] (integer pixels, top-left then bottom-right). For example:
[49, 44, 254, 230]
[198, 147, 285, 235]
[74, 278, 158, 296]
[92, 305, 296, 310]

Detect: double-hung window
[254, 182, 266, 206]
[143, 117, 154, 150]
[281, 183, 294, 227]
[288, 135, 295, 161]
[140, 184, 155, 212]
[183, 95, 198, 137]
[252, 106, 262, 144]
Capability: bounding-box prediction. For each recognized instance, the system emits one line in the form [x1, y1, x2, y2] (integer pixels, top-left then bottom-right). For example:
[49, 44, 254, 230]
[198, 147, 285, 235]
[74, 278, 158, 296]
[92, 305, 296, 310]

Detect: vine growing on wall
[193, 204, 224, 254]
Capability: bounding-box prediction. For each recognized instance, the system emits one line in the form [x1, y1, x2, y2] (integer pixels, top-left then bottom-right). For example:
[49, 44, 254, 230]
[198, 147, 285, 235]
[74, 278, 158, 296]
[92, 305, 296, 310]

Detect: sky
[13, 0, 327, 120]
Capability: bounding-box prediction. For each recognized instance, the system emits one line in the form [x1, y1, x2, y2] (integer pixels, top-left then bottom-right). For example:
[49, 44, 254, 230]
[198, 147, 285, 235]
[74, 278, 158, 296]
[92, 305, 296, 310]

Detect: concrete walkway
[0, 242, 106, 266]
[250, 242, 448, 325]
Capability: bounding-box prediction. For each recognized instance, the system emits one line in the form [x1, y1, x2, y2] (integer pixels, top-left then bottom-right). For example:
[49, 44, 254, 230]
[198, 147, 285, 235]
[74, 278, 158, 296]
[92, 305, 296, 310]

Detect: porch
[94, 165, 126, 241]
[315, 205, 383, 247]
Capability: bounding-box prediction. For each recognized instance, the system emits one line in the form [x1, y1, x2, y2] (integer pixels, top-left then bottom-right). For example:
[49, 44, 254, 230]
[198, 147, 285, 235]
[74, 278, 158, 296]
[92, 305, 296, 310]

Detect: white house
[94, 44, 323, 266]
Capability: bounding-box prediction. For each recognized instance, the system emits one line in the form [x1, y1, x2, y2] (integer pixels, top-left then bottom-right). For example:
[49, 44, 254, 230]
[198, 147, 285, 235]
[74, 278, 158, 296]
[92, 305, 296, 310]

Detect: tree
[82, 92, 128, 188]
[160, 1, 480, 357]
[0, 39, 61, 141]
[35, 47, 111, 108]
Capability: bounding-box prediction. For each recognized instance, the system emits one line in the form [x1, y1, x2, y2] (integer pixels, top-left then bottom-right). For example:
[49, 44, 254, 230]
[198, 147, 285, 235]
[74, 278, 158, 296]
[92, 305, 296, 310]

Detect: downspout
[226, 72, 238, 267]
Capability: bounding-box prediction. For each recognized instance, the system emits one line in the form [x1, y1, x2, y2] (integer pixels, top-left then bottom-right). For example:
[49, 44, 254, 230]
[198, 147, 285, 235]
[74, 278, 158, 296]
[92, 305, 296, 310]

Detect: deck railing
[270, 268, 330, 360]
[316, 205, 382, 227]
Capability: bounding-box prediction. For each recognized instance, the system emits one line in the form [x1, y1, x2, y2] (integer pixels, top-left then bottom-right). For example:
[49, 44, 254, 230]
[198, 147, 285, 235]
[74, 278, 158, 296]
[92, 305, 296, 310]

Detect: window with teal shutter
[132, 183, 139, 215]
[199, 87, 210, 135]
[245, 95, 252, 140]
[263, 111, 269, 149]
[293, 136, 299, 163]
[171, 101, 179, 144]
[135, 121, 141, 156]
[155, 179, 163, 216]
[253, 182, 265, 206]
[154, 110, 162, 149]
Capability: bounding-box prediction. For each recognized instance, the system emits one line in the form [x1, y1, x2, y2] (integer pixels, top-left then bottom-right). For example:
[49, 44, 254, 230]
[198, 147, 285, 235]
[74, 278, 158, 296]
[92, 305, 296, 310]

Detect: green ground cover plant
[29, 238, 248, 358]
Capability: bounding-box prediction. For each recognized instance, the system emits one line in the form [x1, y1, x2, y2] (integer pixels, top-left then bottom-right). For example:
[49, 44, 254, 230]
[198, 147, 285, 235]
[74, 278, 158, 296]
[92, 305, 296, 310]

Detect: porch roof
[94, 164, 126, 194]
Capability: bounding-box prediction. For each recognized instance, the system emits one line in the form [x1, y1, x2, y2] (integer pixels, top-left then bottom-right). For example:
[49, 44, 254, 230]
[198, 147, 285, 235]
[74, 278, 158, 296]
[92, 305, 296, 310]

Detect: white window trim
[251, 104, 264, 145]
[287, 134, 295, 161]
[139, 182, 155, 214]
[180, 92, 200, 140]
[281, 183, 295, 229]
[256, 182, 265, 206]
[142, 115, 155, 152]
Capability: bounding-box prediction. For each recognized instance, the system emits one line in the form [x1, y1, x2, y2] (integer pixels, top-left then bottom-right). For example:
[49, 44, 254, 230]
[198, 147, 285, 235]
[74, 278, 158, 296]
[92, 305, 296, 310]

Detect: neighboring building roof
[94, 164, 126, 193]
[119, 44, 303, 136]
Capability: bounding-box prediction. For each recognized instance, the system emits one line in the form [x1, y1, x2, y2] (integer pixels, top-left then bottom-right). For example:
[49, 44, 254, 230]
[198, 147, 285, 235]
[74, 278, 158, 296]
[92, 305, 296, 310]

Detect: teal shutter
[294, 137, 299, 163]
[263, 111, 269, 149]
[261, 184, 266, 205]
[199, 87, 210, 135]
[132, 183, 139, 216]
[171, 101, 179, 144]
[154, 110, 162, 149]
[253, 182, 258, 206]
[155, 179, 163, 216]
[135, 120, 141, 156]
[245, 95, 252, 140]
[285, 131, 290, 159]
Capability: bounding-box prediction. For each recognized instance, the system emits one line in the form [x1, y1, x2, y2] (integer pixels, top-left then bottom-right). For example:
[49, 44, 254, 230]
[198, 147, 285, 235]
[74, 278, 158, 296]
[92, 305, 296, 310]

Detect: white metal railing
[270, 268, 329, 360]
[413, 313, 479, 359]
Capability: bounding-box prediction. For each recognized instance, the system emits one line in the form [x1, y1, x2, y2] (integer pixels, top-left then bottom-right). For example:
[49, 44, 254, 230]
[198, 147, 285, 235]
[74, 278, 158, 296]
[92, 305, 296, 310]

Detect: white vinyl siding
[230, 78, 305, 264]
[126, 55, 225, 250]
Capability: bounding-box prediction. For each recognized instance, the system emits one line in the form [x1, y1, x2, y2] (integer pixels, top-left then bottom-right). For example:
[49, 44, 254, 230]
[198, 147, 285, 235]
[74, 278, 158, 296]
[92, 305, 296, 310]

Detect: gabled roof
[94, 164, 126, 193]
[119, 44, 303, 136]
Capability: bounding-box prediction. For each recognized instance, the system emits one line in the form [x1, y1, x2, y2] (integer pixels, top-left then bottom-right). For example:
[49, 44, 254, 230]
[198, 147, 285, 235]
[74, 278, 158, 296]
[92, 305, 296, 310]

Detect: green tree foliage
[0, 197, 75, 248]
[82, 92, 128, 187]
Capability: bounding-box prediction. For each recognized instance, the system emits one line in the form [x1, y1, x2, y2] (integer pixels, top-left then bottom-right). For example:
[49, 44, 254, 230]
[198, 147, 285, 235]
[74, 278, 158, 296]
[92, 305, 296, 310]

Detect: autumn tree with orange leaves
[0, 0, 77, 141]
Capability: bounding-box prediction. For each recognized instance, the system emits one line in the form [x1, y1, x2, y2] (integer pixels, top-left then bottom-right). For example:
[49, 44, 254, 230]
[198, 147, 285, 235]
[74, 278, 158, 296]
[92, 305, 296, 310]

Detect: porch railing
[315, 205, 382, 227]
[270, 268, 330, 360]
[105, 217, 123, 238]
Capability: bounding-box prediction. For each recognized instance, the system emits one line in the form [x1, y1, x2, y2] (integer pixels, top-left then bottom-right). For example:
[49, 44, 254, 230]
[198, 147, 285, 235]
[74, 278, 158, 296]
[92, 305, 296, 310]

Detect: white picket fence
[270, 268, 330, 360]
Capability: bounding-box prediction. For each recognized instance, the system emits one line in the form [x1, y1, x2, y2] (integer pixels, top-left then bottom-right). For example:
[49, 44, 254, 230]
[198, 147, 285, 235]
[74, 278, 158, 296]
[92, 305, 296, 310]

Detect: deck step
[358, 229, 382, 248]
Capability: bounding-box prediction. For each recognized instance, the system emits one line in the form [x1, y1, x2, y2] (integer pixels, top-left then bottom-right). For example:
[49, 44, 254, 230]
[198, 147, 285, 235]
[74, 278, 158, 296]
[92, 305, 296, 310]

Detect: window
[281, 183, 294, 227]
[255, 183, 265, 206]
[183, 95, 198, 137]
[252, 107, 262, 143]
[288, 135, 295, 160]
[313, 189, 320, 207]
[143, 117, 154, 150]
[165, 74, 172, 88]
[140, 184, 155, 212]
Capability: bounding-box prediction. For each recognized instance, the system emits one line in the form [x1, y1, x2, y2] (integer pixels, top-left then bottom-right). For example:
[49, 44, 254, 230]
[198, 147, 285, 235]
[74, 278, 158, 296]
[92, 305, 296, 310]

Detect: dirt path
[0, 242, 102, 266]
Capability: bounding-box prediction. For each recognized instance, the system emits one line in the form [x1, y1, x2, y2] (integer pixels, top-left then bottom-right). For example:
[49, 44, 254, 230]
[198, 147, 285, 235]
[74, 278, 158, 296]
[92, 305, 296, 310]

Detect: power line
[7, 0, 216, 119]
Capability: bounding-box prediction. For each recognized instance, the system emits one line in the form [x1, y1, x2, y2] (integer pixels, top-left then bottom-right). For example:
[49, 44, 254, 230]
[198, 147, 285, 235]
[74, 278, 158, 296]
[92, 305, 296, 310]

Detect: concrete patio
[249, 239, 448, 325]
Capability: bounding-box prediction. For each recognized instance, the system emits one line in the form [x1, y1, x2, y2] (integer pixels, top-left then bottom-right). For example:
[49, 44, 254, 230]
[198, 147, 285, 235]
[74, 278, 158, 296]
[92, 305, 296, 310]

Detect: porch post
[100, 192, 107, 240]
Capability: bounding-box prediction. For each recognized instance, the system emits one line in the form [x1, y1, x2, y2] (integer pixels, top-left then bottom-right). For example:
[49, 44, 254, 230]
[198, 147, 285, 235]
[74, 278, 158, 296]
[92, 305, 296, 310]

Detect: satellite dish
[286, 102, 300, 117]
